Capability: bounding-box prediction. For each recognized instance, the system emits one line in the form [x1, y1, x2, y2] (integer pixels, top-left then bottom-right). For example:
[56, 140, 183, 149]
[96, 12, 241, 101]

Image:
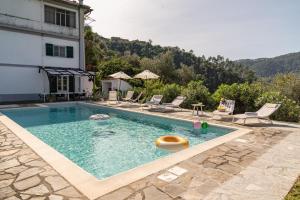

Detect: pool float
[193, 121, 201, 129]
[89, 114, 110, 120]
[201, 122, 208, 129]
[156, 135, 189, 152]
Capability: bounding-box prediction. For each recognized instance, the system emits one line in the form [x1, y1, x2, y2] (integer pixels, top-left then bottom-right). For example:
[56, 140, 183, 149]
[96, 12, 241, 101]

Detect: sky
[84, 0, 300, 60]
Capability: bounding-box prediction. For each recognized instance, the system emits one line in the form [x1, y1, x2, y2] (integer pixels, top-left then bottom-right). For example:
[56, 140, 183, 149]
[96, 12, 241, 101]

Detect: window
[45, 43, 74, 58]
[44, 5, 76, 28]
[57, 76, 62, 91]
[57, 76, 69, 92]
[45, 6, 55, 24]
[66, 46, 74, 58]
[46, 43, 53, 56]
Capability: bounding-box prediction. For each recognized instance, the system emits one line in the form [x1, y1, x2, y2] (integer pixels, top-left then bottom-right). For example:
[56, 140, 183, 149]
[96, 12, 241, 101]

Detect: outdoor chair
[123, 91, 134, 102]
[232, 103, 281, 125]
[212, 99, 235, 119]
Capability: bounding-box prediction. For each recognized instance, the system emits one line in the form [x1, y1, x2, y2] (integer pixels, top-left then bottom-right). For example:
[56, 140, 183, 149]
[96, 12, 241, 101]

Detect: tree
[84, 26, 108, 68]
[271, 73, 300, 103]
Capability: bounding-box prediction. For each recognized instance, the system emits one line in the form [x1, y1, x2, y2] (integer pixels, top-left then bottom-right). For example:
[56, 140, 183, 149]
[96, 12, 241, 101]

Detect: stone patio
[1, 102, 300, 200]
[97, 127, 299, 200]
[0, 123, 88, 200]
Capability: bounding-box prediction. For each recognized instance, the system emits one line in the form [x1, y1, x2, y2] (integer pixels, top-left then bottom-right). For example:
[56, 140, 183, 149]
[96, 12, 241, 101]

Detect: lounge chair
[232, 103, 281, 125]
[212, 99, 235, 119]
[123, 91, 134, 102]
[130, 92, 143, 103]
[107, 91, 118, 104]
[149, 96, 186, 112]
[144, 95, 163, 108]
[161, 96, 186, 110]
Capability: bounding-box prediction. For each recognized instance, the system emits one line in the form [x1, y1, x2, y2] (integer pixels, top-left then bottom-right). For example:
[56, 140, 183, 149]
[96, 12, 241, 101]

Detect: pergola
[39, 66, 96, 102]
[39, 66, 95, 79]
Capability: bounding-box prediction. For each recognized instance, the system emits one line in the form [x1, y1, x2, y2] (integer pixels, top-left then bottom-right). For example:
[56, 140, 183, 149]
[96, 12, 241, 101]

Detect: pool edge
[0, 103, 252, 200]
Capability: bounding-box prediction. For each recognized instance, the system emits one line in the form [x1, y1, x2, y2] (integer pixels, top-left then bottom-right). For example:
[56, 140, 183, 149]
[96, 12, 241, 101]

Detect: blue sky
[84, 0, 300, 60]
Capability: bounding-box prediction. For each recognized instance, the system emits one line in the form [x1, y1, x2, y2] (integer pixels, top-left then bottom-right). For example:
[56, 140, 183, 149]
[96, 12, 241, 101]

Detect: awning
[39, 66, 95, 77]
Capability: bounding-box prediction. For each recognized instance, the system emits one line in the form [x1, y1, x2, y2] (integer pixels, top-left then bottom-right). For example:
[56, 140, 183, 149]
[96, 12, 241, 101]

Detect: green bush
[212, 83, 264, 113]
[140, 80, 164, 102]
[255, 92, 300, 122]
[155, 83, 182, 103]
[181, 80, 214, 109]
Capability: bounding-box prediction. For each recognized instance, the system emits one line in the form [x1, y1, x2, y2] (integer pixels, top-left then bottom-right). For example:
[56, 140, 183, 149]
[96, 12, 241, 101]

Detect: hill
[85, 26, 256, 91]
[236, 52, 300, 77]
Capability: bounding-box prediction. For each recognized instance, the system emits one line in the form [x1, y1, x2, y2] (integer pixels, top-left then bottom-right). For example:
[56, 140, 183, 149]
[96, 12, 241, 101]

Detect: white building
[101, 79, 132, 96]
[0, 0, 94, 103]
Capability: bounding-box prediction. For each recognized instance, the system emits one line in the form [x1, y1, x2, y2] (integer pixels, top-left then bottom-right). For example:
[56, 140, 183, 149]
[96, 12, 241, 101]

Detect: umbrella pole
[118, 79, 121, 102]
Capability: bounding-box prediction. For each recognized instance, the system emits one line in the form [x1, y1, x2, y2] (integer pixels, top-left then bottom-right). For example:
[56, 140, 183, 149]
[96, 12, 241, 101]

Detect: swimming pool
[1, 103, 234, 179]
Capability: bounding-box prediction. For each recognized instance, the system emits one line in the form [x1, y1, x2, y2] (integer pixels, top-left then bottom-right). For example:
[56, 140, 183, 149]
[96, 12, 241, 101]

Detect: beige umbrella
[108, 71, 132, 100]
[133, 70, 160, 80]
[109, 71, 132, 80]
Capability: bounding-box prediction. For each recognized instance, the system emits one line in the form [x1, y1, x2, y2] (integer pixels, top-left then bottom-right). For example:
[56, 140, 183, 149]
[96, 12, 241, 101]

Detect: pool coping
[0, 102, 252, 199]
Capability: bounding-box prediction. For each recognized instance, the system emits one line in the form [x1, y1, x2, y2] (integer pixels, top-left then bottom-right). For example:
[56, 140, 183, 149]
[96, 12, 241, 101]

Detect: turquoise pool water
[1, 103, 234, 179]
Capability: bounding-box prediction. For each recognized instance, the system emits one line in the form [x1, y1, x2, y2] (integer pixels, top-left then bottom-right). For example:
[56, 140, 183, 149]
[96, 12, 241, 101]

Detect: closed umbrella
[133, 70, 159, 80]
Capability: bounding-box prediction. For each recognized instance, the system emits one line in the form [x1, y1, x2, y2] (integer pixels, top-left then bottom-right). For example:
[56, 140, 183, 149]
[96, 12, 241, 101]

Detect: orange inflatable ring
[156, 135, 189, 151]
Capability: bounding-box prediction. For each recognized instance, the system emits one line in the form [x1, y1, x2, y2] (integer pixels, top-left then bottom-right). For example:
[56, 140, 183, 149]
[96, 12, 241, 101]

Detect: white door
[57, 76, 69, 93]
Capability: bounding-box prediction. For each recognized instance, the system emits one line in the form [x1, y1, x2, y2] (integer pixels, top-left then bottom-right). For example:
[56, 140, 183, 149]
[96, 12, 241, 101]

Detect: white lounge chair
[130, 92, 143, 103]
[212, 99, 235, 119]
[144, 95, 163, 108]
[123, 91, 134, 102]
[162, 96, 186, 110]
[148, 96, 186, 112]
[232, 103, 281, 125]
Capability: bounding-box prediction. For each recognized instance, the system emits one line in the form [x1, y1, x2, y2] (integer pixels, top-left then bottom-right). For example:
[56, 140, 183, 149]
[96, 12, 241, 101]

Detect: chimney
[79, 0, 83, 5]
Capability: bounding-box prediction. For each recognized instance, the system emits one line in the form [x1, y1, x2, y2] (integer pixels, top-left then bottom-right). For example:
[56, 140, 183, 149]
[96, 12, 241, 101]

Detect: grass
[285, 176, 300, 200]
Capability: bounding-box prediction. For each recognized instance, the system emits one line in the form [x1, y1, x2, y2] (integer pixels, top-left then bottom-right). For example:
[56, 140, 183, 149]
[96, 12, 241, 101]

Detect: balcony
[0, 13, 79, 39]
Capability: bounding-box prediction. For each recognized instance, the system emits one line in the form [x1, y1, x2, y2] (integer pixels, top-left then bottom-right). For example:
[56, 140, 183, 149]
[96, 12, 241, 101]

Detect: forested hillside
[85, 26, 300, 122]
[236, 52, 300, 77]
[85, 26, 255, 91]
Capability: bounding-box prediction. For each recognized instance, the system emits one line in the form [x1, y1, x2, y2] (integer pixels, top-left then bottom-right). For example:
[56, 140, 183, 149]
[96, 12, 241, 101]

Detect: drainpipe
[78, 0, 85, 71]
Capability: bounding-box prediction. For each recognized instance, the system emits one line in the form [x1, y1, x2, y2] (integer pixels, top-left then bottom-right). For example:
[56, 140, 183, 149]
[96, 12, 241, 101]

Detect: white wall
[0, 0, 79, 37]
[81, 76, 93, 94]
[101, 80, 132, 94]
[0, 66, 48, 94]
[0, 30, 42, 66]
[0, 30, 79, 68]
[43, 36, 79, 68]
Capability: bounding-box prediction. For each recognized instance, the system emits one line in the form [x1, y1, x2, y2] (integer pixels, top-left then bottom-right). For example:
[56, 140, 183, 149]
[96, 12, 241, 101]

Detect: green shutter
[66, 46, 73, 58]
[46, 43, 53, 56]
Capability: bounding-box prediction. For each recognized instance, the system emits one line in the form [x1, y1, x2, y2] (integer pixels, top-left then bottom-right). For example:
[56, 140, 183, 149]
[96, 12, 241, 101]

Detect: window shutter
[49, 76, 57, 93]
[46, 43, 53, 56]
[66, 46, 74, 58]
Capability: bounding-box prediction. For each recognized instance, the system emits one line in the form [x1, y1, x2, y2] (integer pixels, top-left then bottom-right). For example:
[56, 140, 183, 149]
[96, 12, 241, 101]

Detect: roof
[40, 66, 95, 77]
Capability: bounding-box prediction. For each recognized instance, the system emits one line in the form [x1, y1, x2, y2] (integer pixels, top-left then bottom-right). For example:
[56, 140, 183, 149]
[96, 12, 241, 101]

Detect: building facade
[0, 0, 93, 102]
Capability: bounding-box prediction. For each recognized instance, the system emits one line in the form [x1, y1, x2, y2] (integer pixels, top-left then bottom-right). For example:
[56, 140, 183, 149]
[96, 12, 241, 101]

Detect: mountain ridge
[235, 52, 300, 77]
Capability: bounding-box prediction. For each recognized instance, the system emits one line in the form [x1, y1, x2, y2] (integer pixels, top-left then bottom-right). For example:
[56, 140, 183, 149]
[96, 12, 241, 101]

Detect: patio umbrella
[109, 71, 132, 80]
[108, 71, 132, 99]
[133, 70, 160, 80]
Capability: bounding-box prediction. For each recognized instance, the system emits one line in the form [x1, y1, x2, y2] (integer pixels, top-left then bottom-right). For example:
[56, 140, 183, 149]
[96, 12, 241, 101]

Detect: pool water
[1, 103, 234, 179]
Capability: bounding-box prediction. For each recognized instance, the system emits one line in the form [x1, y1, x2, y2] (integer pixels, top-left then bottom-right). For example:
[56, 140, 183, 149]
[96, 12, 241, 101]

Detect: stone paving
[96, 127, 297, 200]
[1, 102, 300, 200]
[0, 123, 88, 200]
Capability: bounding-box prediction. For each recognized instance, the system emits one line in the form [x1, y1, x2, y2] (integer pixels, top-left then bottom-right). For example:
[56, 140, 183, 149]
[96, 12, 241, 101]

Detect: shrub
[181, 80, 214, 109]
[140, 80, 164, 102]
[212, 83, 264, 113]
[255, 92, 300, 122]
[156, 83, 182, 103]
[271, 73, 300, 103]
